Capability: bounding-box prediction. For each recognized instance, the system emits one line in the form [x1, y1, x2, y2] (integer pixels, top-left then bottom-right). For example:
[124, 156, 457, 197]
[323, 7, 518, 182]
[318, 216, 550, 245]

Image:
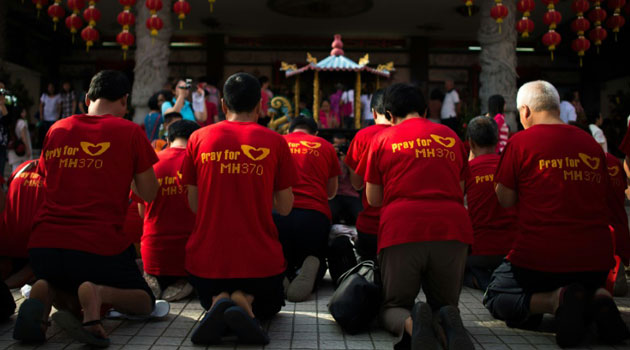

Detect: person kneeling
[484, 81, 630, 347]
[463, 117, 517, 290]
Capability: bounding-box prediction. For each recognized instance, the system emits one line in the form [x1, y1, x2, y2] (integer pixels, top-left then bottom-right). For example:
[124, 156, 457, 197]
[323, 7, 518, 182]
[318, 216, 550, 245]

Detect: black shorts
[29, 245, 155, 305]
[188, 273, 285, 320]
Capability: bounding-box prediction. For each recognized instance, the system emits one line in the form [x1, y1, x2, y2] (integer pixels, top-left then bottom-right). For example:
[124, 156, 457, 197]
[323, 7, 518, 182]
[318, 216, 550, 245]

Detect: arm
[20, 125, 32, 158]
[132, 167, 159, 202]
[187, 185, 198, 213]
[78, 100, 86, 114]
[366, 182, 383, 207]
[273, 187, 294, 216]
[327, 176, 338, 200]
[165, 93, 186, 114]
[349, 167, 364, 191]
[137, 202, 145, 217]
[39, 100, 44, 120]
[71, 99, 77, 116]
[0, 96, 7, 116]
[495, 183, 518, 208]
[192, 89, 208, 123]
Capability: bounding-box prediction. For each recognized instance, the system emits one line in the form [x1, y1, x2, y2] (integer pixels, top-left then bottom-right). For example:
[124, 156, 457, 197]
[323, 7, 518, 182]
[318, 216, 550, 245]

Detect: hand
[176, 83, 190, 99]
[0, 95, 5, 104]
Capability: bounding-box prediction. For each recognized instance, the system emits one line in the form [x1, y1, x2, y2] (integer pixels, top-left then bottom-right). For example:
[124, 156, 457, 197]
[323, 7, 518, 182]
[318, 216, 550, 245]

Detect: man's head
[290, 115, 318, 135]
[488, 94, 505, 117]
[164, 112, 183, 128]
[371, 88, 389, 124]
[222, 73, 261, 118]
[445, 80, 455, 91]
[86, 70, 131, 117]
[62, 81, 72, 93]
[587, 110, 603, 126]
[259, 76, 270, 89]
[467, 116, 498, 156]
[516, 80, 561, 129]
[383, 83, 426, 124]
[332, 133, 347, 146]
[47, 82, 56, 95]
[168, 120, 200, 143]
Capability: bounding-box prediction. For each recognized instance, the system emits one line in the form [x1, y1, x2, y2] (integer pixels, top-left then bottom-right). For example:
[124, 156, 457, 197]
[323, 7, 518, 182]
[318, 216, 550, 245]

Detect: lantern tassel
[210, 3, 214, 12]
[615, 32, 618, 42]
[37, 10, 41, 19]
[597, 46, 600, 54]
[53, 22, 57, 31]
[123, 51, 127, 61]
[71, 34, 75, 44]
[498, 23, 502, 34]
[579, 57, 583, 67]
[179, 20, 183, 30]
[468, 6, 472, 16]
[551, 51, 554, 61]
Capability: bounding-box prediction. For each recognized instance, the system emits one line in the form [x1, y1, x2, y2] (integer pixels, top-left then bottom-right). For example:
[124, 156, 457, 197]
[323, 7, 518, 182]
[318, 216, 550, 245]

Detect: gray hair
[516, 80, 560, 113]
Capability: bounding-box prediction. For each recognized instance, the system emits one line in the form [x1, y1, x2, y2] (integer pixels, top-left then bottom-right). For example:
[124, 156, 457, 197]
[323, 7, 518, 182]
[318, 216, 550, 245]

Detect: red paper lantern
[463, 0, 474, 16]
[542, 30, 562, 60]
[173, 0, 191, 29]
[117, 10, 135, 30]
[32, 0, 48, 17]
[607, 14, 626, 40]
[516, 18, 535, 37]
[145, 0, 163, 14]
[589, 26, 608, 52]
[571, 36, 591, 66]
[47, 2, 64, 31]
[608, 0, 627, 12]
[116, 30, 135, 60]
[541, 0, 560, 9]
[517, 0, 535, 16]
[571, 0, 590, 14]
[67, 0, 85, 12]
[543, 10, 562, 29]
[571, 17, 591, 35]
[146, 15, 163, 37]
[65, 13, 83, 38]
[588, 7, 607, 25]
[81, 25, 98, 52]
[491, 3, 509, 33]
[119, 0, 135, 8]
[83, 5, 101, 26]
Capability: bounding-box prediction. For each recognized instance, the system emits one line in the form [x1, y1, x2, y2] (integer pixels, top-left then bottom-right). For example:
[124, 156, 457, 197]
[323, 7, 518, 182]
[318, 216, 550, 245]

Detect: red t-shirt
[284, 132, 340, 219]
[605, 153, 630, 265]
[142, 147, 195, 276]
[0, 161, 45, 258]
[495, 124, 614, 272]
[365, 117, 473, 252]
[29, 114, 159, 256]
[345, 124, 389, 235]
[182, 120, 297, 278]
[122, 195, 143, 244]
[465, 154, 517, 256]
[200, 101, 218, 127]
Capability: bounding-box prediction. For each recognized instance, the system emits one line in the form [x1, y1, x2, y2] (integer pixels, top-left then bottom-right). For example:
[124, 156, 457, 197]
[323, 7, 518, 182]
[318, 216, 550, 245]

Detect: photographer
[162, 79, 207, 124]
[328, 134, 362, 225]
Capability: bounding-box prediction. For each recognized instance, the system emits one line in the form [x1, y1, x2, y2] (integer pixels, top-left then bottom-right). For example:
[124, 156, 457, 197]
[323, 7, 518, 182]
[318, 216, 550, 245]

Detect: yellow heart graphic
[300, 141, 322, 149]
[80, 142, 111, 157]
[430, 134, 456, 148]
[608, 166, 620, 177]
[578, 153, 600, 170]
[241, 145, 270, 161]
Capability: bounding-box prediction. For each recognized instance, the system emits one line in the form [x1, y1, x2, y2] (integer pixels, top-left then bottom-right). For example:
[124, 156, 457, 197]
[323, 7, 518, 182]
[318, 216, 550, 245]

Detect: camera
[0, 88, 10, 96]
[185, 79, 192, 90]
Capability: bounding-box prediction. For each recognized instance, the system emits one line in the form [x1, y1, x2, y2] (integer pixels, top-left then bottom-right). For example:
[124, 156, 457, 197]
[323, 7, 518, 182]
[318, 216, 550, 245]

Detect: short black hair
[259, 76, 269, 85]
[467, 116, 498, 147]
[290, 115, 318, 134]
[383, 83, 426, 120]
[164, 112, 183, 124]
[586, 109, 601, 125]
[488, 95, 505, 116]
[147, 93, 160, 110]
[333, 133, 346, 141]
[370, 89, 386, 115]
[159, 89, 174, 102]
[168, 120, 200, 142]
[87, 70, 131, 102]
[223, 73, 261, 114]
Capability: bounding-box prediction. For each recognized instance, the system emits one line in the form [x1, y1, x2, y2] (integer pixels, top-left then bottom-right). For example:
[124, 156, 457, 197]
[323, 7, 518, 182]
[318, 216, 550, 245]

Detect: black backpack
[327, 260, 382, 334]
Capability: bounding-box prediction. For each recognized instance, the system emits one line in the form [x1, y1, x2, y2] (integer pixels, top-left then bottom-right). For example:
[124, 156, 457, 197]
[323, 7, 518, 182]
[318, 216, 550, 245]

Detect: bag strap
[336, 260, 376, 285]
[149, 114, 160, 141]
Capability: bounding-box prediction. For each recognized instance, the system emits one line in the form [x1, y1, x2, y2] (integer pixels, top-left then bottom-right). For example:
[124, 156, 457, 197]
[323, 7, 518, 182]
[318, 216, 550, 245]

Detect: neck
[375, 114, 390, 125]
[87, 100, 121, 117]
[471, 147, 496, 159]
[393, 112, 421, 125]
[170, 138, 187, 148]
[293, 128, 311, 134]
[531, 111, 564, 126]
[226, 111, 257, 123]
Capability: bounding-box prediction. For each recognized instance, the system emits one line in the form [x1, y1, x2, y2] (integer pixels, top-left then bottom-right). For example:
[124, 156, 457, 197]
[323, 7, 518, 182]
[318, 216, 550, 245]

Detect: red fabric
[620, 127, 630, 156]
[142, 147, 195, 276]
[605, 153, 630, 265]
[495, 124, 614, 272]
[181, 120, 297, 278]
[319, 110, 340, 129]
[122, 197, 143, 244]
[494, 114, 509, 154]
[200, 101, 218, 127]
[365, 118, 473, 252]
[0, 161, 45, 258]
[283, 132, 340, 219]
[345, 124, 389, 235]
[29, 114, 159, 256]
[465, 154, 517, 255]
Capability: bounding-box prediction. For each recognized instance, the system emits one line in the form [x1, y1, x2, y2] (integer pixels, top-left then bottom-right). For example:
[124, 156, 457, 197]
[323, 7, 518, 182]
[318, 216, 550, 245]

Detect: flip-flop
[555, 283, 588, 348]
[592, 297, 630, 344]
[105, 300, 170, 320]
[13, 299, 47, 343]
[191, 298, 235, 345]
[223, 305, 270, 345]
[51, 311, 110, 348]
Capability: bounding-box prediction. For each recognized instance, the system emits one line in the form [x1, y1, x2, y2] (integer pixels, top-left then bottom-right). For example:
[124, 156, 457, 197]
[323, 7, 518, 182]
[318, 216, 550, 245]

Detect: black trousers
[329, 195, 362, 225]
[273, 208, 330, 281]
[483, 260, 608, 329]
[356, 232, 378, 263]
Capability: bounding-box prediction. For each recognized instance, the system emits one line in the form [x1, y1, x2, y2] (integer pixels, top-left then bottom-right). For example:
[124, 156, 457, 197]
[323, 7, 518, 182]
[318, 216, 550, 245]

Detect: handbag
[327, 260, 382, 334]
[7, 137, 26, 156]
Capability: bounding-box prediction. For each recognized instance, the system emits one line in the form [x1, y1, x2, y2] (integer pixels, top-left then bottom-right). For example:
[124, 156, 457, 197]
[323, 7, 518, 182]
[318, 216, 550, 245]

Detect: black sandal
[52, 311, 111, 348]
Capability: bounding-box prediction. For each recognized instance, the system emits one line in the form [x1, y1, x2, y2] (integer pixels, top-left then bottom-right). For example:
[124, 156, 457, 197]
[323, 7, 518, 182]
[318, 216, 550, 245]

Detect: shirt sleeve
[593, 129, 606, 144]
[274, 137, 298, 191]
[181, 133, 197, 186]
[365, 136, 383, 185]
[161, 101, 173, 116]
[494, 140, 519, 190]
[452, 91, 460, 104]
[40, 94, 45, 103]
[132, 126, 159, 174]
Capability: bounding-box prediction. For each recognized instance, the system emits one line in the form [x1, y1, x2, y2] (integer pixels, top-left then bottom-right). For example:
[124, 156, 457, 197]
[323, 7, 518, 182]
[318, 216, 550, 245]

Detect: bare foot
[77, 282, 107, 338]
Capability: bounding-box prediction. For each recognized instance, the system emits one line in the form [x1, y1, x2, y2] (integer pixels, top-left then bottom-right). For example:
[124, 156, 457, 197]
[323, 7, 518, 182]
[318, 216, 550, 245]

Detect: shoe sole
[440, 305, 474, 350]
[411, 302, 440, 350]
[13, 299, 46, 343]
[191, 298, 235, 345]
[555, 284, 587, 348]
[224, 306, 270, 345]
[287, 256, 320, 302]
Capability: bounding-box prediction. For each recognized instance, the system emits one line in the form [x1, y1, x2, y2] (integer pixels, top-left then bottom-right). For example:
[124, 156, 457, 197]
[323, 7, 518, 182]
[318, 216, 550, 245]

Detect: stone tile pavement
[1, 278, 629, 350]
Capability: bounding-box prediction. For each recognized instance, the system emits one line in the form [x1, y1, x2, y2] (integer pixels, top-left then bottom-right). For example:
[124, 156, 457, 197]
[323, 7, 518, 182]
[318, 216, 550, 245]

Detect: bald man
[484, 81, 629, 347]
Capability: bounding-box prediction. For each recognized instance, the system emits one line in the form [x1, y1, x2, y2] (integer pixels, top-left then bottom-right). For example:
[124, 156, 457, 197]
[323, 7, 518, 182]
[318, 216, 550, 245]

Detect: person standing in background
[38, 83, 61, 147]
[440, 80, 460, 133]
[0, 80, 9, 177]
[559, 91, 577, 124]
[59, 81, 77, 119]
[7, 107, 32, 172]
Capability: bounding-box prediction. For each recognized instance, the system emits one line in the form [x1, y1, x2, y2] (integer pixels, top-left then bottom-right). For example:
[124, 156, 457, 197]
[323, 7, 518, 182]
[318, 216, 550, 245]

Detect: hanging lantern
[47, 1, 64, 30]
[542, 30, 562, 60]
[543, 10, 562, 30]
[606, 15, 626, 40]
[571, 17, 591, 35]
[32, 0, 49, 18]
[173, 0, 191, 30]
[145, 0, 163, 14]
[83, 4, 101, 26]
[490, 2, 509, 33]
[65, 13, 83, 42]
[516, 0, 535, 38]
[516, 18, 535, 37]
[67, 0, 85, 12]
[571, 37, 591, 66]
[571, 0, 590, 14]
[146, 15, 163, 37]
[608, 0, 627, 13]
[81, 26, 99, 52]
[588, 6, 607, 25]
[117, 9, 135, 30]
[209, 0, 216, 12]
[463, 0, 474, 16]
[116, 30, 135, 60]
[588, 0, 608, 52]
[589, 26, 608, 52]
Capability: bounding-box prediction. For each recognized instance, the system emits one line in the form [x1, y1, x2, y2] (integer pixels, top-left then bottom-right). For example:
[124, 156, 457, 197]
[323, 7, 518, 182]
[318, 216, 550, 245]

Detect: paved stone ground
[1, 277, 629, 350]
